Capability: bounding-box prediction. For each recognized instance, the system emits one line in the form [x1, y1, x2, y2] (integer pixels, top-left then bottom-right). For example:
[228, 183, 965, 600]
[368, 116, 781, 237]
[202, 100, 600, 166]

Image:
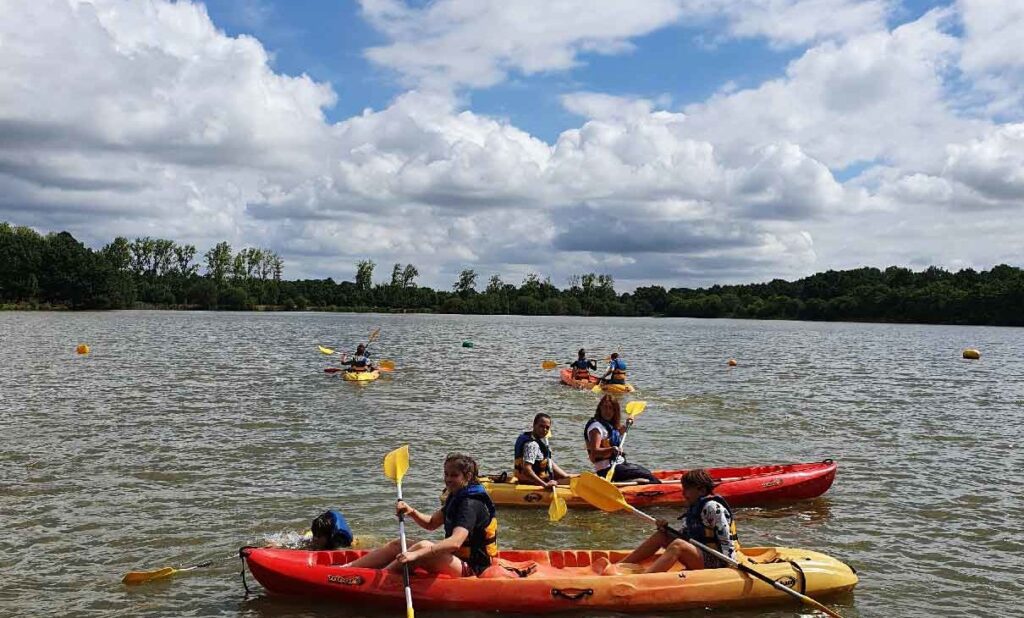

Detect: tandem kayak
[241, 545, 857, 613]
[559, 369, 634, 393]
[342, 370, 380, 382]
[483, 460, 837, 509]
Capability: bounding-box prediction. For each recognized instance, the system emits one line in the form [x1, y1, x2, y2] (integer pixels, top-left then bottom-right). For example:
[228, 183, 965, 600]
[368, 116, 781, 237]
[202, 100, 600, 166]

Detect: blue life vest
[319, 510, 354, 548]
[570, 358, 595, 379]
[608, 358, 627, 383]
[514, 431, 552, 480]
[584, 417, 622, 469]
[350, 353, 370, 371]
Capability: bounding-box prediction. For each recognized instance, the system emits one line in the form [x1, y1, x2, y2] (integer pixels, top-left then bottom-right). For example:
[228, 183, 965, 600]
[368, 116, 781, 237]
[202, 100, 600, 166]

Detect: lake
[1, 311, 1021, 617]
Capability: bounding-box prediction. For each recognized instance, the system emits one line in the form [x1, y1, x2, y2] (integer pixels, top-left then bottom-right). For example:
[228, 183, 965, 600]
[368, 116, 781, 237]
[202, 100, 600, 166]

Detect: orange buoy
[962, 348, 980, 360]
[727, 359, 737, 367]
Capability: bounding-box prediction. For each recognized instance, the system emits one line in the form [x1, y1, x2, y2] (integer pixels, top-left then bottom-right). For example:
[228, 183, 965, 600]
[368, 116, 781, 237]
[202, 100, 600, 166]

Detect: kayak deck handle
[551, 587, 594, 601]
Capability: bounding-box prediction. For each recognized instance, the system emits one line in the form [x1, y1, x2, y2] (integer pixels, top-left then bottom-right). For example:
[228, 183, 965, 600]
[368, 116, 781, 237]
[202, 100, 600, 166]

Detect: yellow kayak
[343, 370, 380, 382]
[599, 382, 635, 393]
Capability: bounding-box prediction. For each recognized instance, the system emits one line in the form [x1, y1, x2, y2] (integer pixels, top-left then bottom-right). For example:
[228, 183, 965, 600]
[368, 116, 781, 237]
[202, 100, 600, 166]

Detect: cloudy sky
[1, 1, 1022, 289]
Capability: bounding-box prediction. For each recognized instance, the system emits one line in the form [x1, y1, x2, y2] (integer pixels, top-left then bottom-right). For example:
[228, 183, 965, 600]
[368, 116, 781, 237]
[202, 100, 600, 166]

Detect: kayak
[241, 545, 857, 613]
[342, 370, 380, 382]
[559, 369, 634, 393]
[483, 460, 836, 509]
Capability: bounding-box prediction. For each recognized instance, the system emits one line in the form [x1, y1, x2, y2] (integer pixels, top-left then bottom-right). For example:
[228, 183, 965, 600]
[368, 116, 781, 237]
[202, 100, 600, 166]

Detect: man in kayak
[599, 469, 738, 574]
[514, 413, 571, 487]
[343, 343, 375, 372]
[585, 395, 660, 484]
[343, 453, 502, 577]
[599, 352, 627, 384]
[567, 348, 597, 381]
[307, 509, 354, 550]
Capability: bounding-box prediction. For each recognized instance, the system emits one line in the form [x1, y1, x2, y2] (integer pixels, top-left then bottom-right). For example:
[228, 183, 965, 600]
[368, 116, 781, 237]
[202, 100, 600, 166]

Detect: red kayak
[484, 460, 837, 508]
[559, 368, 600, 389]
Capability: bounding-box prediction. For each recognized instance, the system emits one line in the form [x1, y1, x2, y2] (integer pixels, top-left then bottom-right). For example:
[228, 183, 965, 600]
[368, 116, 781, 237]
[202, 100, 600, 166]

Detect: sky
[1, 0, 1022, 290]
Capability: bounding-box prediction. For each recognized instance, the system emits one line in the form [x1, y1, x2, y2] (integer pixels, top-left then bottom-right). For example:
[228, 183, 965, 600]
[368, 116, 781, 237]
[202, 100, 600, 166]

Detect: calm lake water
[1, 311, 1021, 617]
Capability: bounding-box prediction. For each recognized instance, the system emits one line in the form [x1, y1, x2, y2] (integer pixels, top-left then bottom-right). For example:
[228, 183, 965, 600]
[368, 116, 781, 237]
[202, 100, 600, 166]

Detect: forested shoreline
[2, 222, 1023, 325]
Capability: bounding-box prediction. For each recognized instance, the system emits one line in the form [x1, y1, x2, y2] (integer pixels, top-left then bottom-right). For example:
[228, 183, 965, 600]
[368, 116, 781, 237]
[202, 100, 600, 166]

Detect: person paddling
[584, 395, 660, 484]
[567, 348, 597, 382]
[600, 352, 627, 385]
[514, 413, 570, 487]
[344, 453, 501, 577]
[343, 343, 375, 372]
[600, 469, 738, 574]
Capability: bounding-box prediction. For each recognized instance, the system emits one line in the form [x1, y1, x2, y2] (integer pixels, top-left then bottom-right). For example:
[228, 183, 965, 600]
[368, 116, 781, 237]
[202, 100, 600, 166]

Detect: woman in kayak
[344, 453, 500, 577]
[584, 395, 660, 484]
[514, 413, 571, 487]
[567, 348, 597, 381]
[343, 343, 375, 372]
[598, 468, 738, 574]
[599, 352, 627, 384]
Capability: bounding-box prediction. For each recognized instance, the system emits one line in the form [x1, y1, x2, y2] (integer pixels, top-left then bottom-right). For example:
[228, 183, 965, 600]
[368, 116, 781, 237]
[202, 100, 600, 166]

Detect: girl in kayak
[343, 343, 375, 372]
[344, 453, 500, 577]
[568, 348, 597, 381]
[584, 395, 660, 484]
[599, 352, 627, 384]
[599, 468, 738, 574]
[514, 413, 571, 487]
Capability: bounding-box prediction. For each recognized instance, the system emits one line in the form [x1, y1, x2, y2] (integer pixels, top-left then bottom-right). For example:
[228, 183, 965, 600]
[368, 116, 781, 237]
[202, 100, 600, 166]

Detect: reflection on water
[1, 311, 1022, 617]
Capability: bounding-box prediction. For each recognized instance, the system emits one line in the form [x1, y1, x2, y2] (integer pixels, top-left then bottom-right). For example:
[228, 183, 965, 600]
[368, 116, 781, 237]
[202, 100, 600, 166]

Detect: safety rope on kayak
[238, 546, 255, 596]
[786, 559, 808, 595]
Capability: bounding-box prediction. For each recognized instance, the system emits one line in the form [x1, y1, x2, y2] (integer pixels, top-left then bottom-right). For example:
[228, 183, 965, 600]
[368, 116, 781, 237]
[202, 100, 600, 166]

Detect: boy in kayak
[567, 348, 597, 381]
[514, 413, 571, 487]
[584, 395, 660, 484]
[307, 510, 354, 550]
[600, 469, 738, 574]
[343, 343, 375, 372]
[344, 453, 501, 577]
[600, 352, 627, 384]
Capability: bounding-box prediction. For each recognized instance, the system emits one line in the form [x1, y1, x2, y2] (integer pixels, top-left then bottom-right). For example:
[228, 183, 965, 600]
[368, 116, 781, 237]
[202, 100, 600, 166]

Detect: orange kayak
[483, 460, 837, 508]
[241, 546, 857, 613]
[559, 369, 634, 392]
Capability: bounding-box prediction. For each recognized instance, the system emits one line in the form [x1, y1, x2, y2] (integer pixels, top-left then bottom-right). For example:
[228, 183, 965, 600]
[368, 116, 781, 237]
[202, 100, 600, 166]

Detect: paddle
[319, 327, 381, 358]
[571, 472, 845, 618]
[122, 556, 232, 585]
[604, 401, 647, 481]
[547, 440, 568, 523]
[383, 445, 415, 618]
[542, 355, 611, 371]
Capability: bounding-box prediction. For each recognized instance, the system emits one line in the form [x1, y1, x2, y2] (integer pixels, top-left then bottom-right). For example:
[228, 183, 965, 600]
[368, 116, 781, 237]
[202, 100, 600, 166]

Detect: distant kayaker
[600, 352, 627, 385]
[343, 453, 502, 578]
[307, 509, 354, 550]
[344, 343, 375, 372]
[514, 413, 571, 487]
[599, 468, 738, 574]
[584, 395, 660, 484]
[568, 348, 597, 381]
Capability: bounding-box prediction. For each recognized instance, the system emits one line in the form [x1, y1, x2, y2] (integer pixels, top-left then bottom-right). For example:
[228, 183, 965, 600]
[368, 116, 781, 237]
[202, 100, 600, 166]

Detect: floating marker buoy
[462, 341, 474, 348]
[727, 359, 737, 367]
[76, 344, 90, 355]
[963, 348, 980, 360]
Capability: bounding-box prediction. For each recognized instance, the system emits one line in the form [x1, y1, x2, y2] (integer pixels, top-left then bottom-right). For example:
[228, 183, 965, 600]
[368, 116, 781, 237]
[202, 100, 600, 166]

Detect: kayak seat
[482, 559, 539, 579]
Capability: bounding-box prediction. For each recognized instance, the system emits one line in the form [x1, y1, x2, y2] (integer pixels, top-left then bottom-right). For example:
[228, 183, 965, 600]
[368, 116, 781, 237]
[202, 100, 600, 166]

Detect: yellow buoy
[76, 344, 90, 355]
[962, 348, 980, 360]
[727, 359, 737, 367]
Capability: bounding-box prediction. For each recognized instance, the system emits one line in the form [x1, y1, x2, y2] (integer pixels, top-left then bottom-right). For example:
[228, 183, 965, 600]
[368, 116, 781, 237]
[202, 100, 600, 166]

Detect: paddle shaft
[395, 479, 415, 618]
[604, 418, 633, 481]
[623, 506, 843, 618]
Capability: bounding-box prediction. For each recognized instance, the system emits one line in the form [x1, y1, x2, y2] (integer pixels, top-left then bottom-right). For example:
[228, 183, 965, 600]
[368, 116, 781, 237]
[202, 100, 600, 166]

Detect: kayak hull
[559, 369, 634, 393]
[242, 546, 857, 613]
[342, 370, 380, 382]
[484, 460, 837, 508]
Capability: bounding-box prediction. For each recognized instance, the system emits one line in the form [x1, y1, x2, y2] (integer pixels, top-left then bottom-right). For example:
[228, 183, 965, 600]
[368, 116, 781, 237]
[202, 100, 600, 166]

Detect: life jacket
[443, 484, 499, 573]
[570, 359, 593, 380]
[349, 354, 370, 371]
[678, 495, 739, 556]
[315, 510, 354, 549]
[513, 431, 552, 480]
[583, 417, 621, 471]
[608, 358, 627, 383]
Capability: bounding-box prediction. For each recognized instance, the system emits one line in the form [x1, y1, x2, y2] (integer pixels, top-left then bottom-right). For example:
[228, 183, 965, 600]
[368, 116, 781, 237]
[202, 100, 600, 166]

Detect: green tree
[355, 260, 375, 290]
[454, 268, 478, 295]
[204, 242, 232, 282]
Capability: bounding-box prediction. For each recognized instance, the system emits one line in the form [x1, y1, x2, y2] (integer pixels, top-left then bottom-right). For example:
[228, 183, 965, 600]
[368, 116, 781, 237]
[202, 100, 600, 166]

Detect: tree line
[2, 222, 1023, 325]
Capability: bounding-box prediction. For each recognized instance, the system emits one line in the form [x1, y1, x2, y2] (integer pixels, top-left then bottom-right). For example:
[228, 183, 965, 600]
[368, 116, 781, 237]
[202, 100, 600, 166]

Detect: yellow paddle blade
[379, 359, 396, 370]
[625, 401, 647, 417]
[368, 327, 381, 343]
[591, 384, 603, 393]
[318, 345, 335, 355]
[384, 445, 410, 483]
[122, 566, 176, 585]
[571, 472, 630, 513]
[541, 360, 558, 370]
[548, 488, 568, 522]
